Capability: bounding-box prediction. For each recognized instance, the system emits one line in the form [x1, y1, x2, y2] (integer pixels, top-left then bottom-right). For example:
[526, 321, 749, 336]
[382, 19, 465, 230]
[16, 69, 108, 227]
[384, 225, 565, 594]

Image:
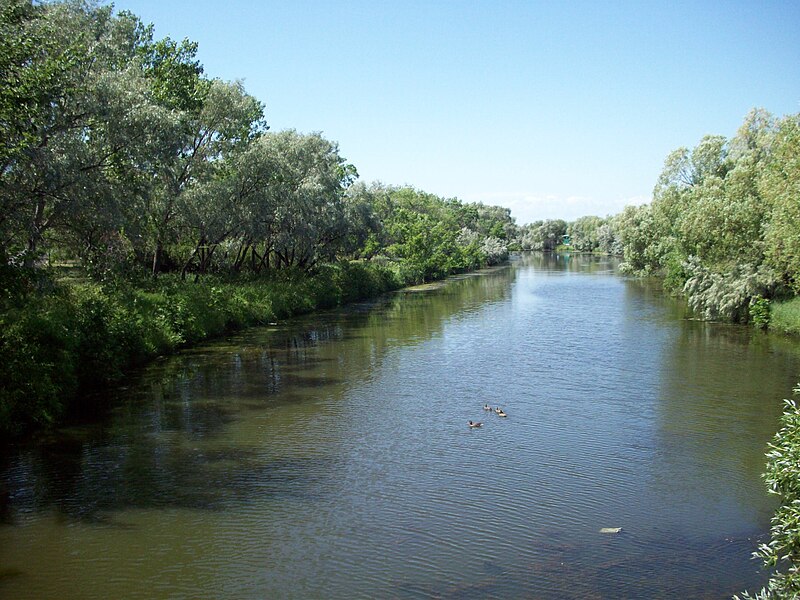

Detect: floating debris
[599, 527, 622, 534]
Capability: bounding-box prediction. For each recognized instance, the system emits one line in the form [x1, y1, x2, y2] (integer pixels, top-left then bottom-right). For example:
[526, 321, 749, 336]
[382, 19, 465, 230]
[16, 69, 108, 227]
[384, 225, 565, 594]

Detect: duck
[496, 409, 508, 417]
[483, 404, 492, 411]
[468, 420, 483, 428]
[494, 406, 503, 414]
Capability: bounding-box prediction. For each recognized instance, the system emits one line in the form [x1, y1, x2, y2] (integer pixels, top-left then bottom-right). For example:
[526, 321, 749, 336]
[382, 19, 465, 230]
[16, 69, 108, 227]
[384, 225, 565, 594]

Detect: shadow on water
[0, 266, 517, 526]
[2, 425, 342, 524]
[388, 528, 766, 600]
[2, 255, 798, 599]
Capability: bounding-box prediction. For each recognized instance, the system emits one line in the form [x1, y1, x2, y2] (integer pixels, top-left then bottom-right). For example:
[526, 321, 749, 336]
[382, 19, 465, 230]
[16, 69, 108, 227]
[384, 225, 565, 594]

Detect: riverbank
[0, 262, 403, 437]
[769, 297, 800, 337]
[1, 252, 790, 598]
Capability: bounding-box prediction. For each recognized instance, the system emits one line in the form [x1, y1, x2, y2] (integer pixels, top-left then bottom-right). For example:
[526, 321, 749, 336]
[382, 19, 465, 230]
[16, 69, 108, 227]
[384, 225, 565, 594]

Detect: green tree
[762, 114, 800, 291]
[147, 78, 264, 275]
[0, 1, 141, 265]
[568, 215, 603, 252]
[261, 130, 356, 270]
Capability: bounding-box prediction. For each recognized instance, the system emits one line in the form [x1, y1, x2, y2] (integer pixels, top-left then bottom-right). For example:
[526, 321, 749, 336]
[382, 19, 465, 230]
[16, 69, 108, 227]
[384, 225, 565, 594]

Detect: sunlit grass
[0, 263, 402, 436]
[770, 297, 800, 336]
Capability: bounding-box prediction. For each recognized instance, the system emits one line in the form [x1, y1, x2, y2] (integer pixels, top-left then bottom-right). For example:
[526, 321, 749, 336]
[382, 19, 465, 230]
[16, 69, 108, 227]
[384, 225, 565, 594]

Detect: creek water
[3, 253, 800, 599]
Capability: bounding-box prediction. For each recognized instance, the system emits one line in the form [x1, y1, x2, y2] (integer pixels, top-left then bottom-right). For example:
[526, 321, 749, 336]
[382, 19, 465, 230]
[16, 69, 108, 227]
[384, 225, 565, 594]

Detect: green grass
[0, 262, 402, 437]
[770, 296, 800, 336]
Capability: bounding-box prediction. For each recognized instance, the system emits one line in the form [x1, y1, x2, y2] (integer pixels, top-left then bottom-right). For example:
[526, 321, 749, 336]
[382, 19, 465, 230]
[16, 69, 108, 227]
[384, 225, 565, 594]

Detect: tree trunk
[181, 234, 205, 280]
[152, 240, 163, 277]
[23, 196, 47, 268]
[233, 242, 249, 273]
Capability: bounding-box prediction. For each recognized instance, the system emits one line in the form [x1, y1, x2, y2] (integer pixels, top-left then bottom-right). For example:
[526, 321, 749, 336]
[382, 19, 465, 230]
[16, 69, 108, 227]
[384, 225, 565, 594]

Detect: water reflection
[1, 267, 517, 526]
[1, 255, 799, 599]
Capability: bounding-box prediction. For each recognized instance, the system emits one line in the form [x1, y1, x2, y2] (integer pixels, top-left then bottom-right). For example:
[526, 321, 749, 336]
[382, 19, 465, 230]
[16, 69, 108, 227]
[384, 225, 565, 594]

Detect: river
[2, 253, 800, 599]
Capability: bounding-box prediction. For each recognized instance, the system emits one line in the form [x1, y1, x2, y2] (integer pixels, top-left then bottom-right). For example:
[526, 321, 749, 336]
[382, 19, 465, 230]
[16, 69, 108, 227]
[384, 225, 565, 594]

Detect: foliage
[617, 204, 663, 274]
[737, 396, 800, 600]
[0, 262, 401, 436]
[769, 297, 800, 337]
[352, 185, 513, 284]
[596, 220, 623, 255]
[518, 219, 567, 252]
[750, 296, 771, 329]
[681, 256, 777, 323]
[567, 216, 603, 252]
[762, 115, 800, 292]
[0, 0, 520, 435]
[481, 236, 509, 266]
[612, 108, 800, 326]
[0, 0, 517, 284]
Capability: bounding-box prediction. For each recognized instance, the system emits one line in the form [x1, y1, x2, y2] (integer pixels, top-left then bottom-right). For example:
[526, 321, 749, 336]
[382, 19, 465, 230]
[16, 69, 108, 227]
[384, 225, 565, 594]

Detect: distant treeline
[520, 108, 800, 331]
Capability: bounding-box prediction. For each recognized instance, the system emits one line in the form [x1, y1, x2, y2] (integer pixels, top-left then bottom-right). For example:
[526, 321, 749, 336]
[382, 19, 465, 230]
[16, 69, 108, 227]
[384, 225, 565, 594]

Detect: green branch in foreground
[737, 393, 800, 599]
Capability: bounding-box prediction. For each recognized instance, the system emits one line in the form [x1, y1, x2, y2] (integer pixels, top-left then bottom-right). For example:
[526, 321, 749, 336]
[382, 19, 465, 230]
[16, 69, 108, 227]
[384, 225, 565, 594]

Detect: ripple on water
[0, 256, 791, 599]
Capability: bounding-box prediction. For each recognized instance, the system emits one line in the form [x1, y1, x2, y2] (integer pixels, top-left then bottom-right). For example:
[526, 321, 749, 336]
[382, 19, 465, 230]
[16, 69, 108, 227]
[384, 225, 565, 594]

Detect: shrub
[769, 297, 800, 337]
[682, 256, 777, 323]
[750, 296, 771, 329]
[737, 395, 800, 599]
[0, 260, 407, 436]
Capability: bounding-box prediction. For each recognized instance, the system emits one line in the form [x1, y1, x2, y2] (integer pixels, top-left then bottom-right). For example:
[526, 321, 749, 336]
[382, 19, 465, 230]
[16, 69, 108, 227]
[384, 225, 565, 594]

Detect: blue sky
[113, 0, 800, 224]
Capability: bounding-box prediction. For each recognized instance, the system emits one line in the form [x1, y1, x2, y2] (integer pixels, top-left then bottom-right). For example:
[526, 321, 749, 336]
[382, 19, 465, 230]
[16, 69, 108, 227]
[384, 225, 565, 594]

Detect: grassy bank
[770, 297, 800, 337]
[0, 262, 401, 437]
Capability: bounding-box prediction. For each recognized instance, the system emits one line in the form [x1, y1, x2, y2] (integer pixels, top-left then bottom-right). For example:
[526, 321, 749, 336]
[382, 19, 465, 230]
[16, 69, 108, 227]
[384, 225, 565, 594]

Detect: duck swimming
[468, 420, 483, 428]
[483, 404, 492, 411]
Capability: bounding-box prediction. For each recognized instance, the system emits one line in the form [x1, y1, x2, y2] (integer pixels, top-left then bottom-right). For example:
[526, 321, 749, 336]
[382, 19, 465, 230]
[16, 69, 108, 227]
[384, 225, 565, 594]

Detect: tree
[0, 1, 222, 275]
[617, 204, 661, 274]
[518, 219, 567, 252]
[762, 114, 800, 291]
[147, 78, 264, 275]
[261, 130, 356, 270]
[568, 215, 603, 252]
[0, 1, 142, 265]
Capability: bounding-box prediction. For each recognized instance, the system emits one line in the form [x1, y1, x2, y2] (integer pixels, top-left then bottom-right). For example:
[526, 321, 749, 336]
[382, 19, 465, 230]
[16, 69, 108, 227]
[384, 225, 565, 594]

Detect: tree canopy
[0, 0, 516, 283]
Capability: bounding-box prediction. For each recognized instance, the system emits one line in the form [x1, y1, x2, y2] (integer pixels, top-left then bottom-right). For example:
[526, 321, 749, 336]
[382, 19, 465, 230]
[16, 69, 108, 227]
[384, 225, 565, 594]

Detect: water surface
[2, 253, 800, 599]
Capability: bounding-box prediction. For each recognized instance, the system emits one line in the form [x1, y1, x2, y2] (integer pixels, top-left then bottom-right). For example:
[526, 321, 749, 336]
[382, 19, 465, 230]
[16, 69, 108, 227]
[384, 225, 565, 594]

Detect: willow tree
[0, 1, 159, 267]
[762, 114, 800, 291]
[261, 130, 357, 271]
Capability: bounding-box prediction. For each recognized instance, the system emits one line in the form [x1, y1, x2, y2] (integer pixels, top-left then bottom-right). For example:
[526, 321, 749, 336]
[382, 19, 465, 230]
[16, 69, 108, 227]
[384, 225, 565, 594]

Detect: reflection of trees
[648, 288, 800, 518]
[0, 266, 516, 522]
[514, 251, 621, 274]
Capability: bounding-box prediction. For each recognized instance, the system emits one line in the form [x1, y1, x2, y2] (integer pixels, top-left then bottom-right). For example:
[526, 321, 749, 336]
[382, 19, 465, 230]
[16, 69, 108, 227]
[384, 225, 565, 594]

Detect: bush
[750, 296, 771, 329]
[682, 256, 777, 323]
[770, 297, 800, 337]
[737, 394, 800, 599]
[0, 300, 77, 433]
[0, 261, 403, 436]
